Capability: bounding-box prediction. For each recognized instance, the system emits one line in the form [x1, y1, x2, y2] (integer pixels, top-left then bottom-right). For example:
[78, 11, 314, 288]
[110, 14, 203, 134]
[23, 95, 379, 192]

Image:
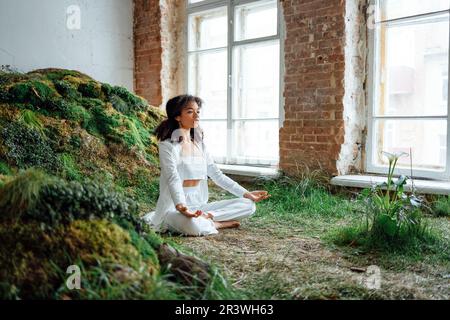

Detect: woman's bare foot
[214, 220, 240, 230]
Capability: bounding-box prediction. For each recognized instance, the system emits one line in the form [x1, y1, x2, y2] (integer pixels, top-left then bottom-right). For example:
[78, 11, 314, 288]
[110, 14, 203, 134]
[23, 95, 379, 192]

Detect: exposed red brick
[280, 0, 345, 176]
[133, 0, 162, 107]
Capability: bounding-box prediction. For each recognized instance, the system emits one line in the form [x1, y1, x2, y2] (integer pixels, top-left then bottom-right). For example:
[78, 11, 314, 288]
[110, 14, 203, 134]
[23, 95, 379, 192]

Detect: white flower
[382, 151, 409, 163]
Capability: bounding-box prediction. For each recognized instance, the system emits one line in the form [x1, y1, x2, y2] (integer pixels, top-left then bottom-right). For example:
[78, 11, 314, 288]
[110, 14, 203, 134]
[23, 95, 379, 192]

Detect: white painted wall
[0, 0, 134, 90]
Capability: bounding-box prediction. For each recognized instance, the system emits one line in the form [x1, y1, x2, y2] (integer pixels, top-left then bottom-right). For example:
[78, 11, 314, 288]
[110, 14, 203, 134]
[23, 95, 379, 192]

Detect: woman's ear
[175, 115, 181, 122]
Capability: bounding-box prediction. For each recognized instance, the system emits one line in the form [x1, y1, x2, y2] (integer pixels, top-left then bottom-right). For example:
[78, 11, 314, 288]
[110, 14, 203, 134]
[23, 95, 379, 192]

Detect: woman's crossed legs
[165, 198, 256, 236]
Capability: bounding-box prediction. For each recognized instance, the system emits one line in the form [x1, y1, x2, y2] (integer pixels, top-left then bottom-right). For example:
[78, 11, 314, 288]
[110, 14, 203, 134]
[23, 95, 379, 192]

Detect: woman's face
[175, 101, 201, 129]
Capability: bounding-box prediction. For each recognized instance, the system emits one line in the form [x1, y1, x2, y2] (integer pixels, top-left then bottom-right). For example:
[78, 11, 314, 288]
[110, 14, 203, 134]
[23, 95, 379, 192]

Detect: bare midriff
[183, 179, 200, 187]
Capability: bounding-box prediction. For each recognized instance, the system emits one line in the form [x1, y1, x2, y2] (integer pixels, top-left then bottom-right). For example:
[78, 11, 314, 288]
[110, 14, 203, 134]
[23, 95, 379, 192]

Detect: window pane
[188, 7, 227, 51]
[232, 40, 279, 119]
[375, 16, 449, 116]
[200, 120, 227, 160]
[373, 119, 447, 171]
[188, 49, 227, 119]
[232, 120, 279, 164]
[379, 0, 449, 21]
[234, 0, 277, 41]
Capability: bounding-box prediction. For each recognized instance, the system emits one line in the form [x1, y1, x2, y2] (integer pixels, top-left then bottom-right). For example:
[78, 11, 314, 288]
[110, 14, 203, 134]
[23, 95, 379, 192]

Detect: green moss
[8, 80, 58, 106]
[0, 219, 160, 299]
[18, 109, 44, 135]
[87, 105, 120, 137]
[0, 161, 11, 175]
[38, 69, 86, 82]
[63, 220, 150, 269]
[104, 85, 148, 115]
[115, 168, 159, 211]
[0, 86, 10, 102]
[432, 196, 450, 217]
[63, 103, 91, 125]
[101, 83, 113, 96]
[31, 178, 142, 231]
[0, 169, 52, 222]
[126, 228, 160, 268]
[109, 94, 129, 114]
[78, 81, 102, 99]
[0, 70, 26, 86]
[0, 222, 67, 299]
[123, 118, 146, 150]
[132, 168, 159, 207]
[59, 153, 82, 181]
[68, 135, 82, 149]
[1, 122, 60, 171]
[54, 80, 82, 100]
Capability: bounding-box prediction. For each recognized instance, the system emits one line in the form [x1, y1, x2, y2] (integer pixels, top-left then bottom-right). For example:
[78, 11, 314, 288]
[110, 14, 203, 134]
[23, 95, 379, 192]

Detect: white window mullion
[226, 0, 233, 164]
[446, 14, 450, 179]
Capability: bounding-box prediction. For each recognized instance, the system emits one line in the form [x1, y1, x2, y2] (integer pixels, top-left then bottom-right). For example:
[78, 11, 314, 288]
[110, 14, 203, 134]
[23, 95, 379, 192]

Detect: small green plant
[333, 151, 434, 250]
[367, 152, 427, 235]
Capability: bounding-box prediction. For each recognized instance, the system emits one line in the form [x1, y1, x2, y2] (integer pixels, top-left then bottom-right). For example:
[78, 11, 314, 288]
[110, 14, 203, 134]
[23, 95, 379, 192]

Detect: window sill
[331, 175, 450, 195]
[217, 164, 280, 178]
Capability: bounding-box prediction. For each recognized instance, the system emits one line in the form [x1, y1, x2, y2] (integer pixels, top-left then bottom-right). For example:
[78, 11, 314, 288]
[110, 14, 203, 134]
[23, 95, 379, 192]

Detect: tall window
[367, 0, 450, 179]
[186, 0, 283, 166]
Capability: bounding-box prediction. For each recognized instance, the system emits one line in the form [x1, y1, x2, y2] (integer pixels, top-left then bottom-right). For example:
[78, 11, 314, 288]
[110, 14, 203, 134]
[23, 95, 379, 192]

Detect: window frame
[185, 0, 285, 166]
[366, 0, 450, 180]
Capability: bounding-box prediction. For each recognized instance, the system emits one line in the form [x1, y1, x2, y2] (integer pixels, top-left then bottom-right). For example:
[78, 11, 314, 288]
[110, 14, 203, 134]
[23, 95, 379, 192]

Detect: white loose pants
[163, 185, 256, 236]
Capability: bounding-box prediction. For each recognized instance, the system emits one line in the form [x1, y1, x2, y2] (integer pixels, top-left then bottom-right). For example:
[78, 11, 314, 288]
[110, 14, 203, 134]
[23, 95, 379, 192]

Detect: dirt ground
[170, 219, 450, 300]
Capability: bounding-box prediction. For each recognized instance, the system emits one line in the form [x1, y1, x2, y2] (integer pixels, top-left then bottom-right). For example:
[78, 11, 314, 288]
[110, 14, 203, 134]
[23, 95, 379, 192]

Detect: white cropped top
[178, 155, 207, 180]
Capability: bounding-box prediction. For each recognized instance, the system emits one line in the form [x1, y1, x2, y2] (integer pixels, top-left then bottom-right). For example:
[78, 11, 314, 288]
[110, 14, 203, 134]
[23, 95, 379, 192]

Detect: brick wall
[133, 0, 163, 107]
[280, 0, 346, 176]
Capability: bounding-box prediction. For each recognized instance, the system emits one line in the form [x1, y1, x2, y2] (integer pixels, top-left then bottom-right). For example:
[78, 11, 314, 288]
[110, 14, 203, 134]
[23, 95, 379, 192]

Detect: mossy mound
[0, 169, 220, 299]
[0, 68, 165, 210]
[0, 169, 158, 299]
[0, 220, 160, 299]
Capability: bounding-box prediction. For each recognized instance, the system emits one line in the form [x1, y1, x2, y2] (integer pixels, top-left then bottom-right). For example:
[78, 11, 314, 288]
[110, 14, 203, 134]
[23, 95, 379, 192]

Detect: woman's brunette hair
[154, 94, 204, 143]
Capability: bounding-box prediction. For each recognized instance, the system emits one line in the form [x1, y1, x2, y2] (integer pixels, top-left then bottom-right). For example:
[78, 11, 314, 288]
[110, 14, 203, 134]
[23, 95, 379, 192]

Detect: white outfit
[143, 139, 256, 236]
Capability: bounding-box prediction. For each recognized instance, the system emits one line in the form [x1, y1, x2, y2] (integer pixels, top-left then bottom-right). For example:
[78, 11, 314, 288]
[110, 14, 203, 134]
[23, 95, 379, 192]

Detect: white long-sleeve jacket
[143, 139, 249, 232]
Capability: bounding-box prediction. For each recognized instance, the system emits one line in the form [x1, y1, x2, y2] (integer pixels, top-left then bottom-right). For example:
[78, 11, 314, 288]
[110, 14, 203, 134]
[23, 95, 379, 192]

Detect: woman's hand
[175, 203, 202, 218]
[243, 190, 271, 202]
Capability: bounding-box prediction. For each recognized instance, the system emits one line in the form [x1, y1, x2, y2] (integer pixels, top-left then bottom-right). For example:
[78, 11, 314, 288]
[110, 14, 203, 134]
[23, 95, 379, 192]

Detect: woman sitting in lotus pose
[144, 94, 270, 236]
